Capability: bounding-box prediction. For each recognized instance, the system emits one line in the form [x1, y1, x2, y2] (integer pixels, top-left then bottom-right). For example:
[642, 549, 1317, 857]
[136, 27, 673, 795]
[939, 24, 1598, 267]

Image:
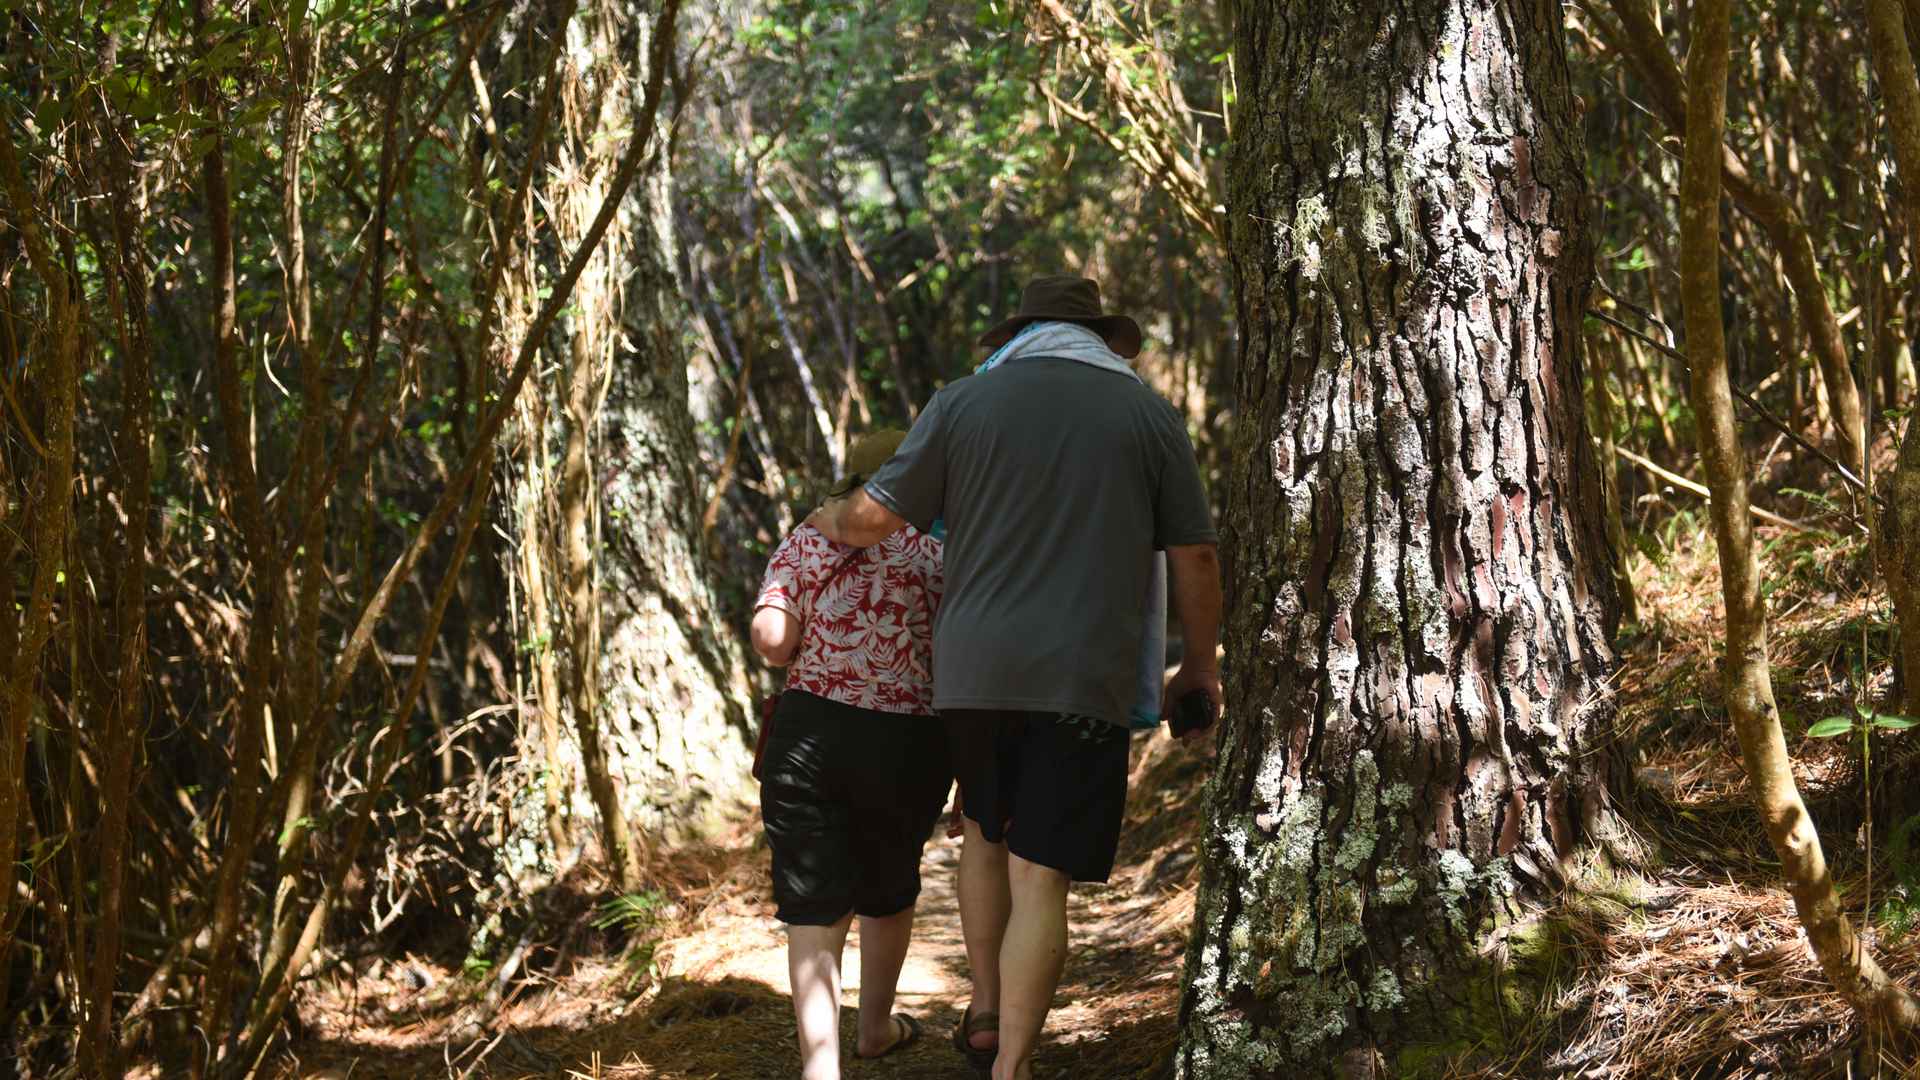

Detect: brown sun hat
[827, 428, 909, 497]
[977, 275, 1144, 359]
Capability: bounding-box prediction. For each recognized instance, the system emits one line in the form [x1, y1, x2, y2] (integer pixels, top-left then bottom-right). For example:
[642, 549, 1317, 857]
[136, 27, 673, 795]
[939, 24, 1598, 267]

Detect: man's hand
[1163, 662, 1223, 743]
[1163, 543, 1223, 743]
[808, 489, 908, 548]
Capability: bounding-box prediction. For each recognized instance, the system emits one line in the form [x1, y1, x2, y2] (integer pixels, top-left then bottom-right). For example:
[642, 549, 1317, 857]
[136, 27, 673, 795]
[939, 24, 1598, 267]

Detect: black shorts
[760, 690, 953, 926]
[943, 710, 1130, 883]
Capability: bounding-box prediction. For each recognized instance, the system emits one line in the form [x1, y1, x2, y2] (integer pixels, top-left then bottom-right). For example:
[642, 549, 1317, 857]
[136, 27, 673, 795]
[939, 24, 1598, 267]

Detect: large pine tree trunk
[506, 0, 751, 861]
[595, 140, 755, 841]
[1175, 1, 1616, 1075]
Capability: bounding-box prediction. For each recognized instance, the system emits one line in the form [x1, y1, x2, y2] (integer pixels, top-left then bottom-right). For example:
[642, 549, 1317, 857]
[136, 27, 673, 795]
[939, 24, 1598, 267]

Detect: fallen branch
[1615, 446, 1825, 535]
[1590, 305, 1881, 508]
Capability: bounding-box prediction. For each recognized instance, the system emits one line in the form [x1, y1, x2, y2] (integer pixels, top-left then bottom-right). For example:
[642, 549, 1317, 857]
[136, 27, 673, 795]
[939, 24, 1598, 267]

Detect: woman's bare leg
[854, 906, 915, 1056]
[788, 913, 854, 1080]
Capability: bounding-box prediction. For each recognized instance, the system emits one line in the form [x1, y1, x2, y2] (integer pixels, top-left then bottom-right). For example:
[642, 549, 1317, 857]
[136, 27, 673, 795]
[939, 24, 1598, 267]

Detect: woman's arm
[751, 606, 803, 666]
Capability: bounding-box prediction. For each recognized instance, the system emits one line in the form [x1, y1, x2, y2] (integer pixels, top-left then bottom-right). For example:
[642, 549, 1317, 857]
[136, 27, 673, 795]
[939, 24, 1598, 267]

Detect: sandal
[856, 1013, 922, 1060]
[950, 1007, 998, 1073]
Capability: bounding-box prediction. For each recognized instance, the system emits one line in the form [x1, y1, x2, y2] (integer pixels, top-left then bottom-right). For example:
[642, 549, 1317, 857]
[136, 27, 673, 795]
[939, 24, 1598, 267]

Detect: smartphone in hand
[1169, 688, 1217, 738]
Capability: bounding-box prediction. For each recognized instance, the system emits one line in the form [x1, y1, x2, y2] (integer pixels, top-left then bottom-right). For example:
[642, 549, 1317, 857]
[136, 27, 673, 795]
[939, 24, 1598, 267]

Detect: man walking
[809, 275, 1222, 1080]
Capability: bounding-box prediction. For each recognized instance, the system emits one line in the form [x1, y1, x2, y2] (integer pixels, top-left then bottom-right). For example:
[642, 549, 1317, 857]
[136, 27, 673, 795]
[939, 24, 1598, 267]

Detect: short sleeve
[864, 391, 949, 532]
[1153, 407, 1217, 548]
[756, 529, 813, 622]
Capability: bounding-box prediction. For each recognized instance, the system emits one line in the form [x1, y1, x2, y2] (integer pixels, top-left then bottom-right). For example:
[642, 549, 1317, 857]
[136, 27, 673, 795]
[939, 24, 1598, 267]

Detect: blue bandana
[976, 321, 1055, 374]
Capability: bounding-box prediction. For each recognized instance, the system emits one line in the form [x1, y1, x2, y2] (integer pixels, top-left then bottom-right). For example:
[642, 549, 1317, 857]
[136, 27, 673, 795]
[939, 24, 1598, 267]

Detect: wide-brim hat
[977, 275, 1144, 359]
[827, 428, 909, 497]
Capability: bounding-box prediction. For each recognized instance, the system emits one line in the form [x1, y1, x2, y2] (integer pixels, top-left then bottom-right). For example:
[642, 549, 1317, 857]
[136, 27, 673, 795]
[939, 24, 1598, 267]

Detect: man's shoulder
[924, 372, 981, 403]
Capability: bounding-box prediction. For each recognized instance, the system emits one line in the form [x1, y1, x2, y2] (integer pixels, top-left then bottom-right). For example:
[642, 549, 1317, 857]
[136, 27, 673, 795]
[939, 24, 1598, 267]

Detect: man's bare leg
[958, 818, 1010, 1051]
[788, 914, 853, 1080]
[853, 906, 915, 1056]
[992, 854, 1070, 1080]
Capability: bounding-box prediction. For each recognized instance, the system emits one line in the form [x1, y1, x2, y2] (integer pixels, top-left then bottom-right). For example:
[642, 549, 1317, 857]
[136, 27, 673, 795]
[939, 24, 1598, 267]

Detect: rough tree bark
[1175, 0, 1617, 1075]
[553, 0, 648, 889]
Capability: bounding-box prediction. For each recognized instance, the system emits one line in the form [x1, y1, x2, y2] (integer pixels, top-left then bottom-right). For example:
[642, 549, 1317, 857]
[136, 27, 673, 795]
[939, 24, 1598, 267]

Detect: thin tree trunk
[190, 0, 287, 1062]
[263, 0, 350, 990]
[223, 7, 682, 1053]
[743, 161, 843, 472]
[1869, 0, 1920, 275]
[700, 347, 754, 538]
[826, 189, 918, 417]
[517, 446, 571, 852]
[227, 445, 497, 1079]
[551, 8, 644, 886]
[469, 0, 576, 860]
[1867, 0, 1920, 723]
[1682, 0, 1920, 1033]
[561, 356, 641, 887]
[1622, 331, 1677, 454]
[1591, 337, 1640, 624]
[1890, 430, 1920, 715]
[0, 110, 82, 1015]
[79, 81, 157, 1075]
[692, 268, 788, 531]
[1175, 0, 1617, 1073]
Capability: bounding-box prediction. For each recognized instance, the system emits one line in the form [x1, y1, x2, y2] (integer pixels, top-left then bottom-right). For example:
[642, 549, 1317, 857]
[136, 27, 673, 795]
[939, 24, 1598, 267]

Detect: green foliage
[595, 892, 666, 991]
[1801, 705, 1920, 739]
[593, 890, 665, 933]
[1805, 716, 1858, 738]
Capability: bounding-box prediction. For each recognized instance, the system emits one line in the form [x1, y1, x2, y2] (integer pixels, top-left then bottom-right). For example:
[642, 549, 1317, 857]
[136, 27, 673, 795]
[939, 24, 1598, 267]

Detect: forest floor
[274, 501, 1920, 1079]
[271, 728, 1208, 1080]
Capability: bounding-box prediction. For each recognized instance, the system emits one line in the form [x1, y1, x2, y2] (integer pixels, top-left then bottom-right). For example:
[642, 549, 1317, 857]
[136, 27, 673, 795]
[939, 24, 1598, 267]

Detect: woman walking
[750, 428, 951, 1079]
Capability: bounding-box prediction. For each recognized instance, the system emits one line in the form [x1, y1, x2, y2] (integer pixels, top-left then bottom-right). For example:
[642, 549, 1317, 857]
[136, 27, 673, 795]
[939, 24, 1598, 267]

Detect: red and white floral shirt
[755, 523, 943, 715]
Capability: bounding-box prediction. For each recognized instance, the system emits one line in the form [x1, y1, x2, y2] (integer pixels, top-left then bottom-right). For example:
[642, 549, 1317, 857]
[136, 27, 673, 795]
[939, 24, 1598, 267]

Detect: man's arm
[808, 489, 908, 548]
[751, 607, 802, 666]
[1164, 542, 1223, 739]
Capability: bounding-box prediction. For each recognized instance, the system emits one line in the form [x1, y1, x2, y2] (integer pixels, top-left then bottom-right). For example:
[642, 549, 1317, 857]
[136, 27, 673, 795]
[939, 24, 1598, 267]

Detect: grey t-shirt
[865, 356, 1216, 724]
